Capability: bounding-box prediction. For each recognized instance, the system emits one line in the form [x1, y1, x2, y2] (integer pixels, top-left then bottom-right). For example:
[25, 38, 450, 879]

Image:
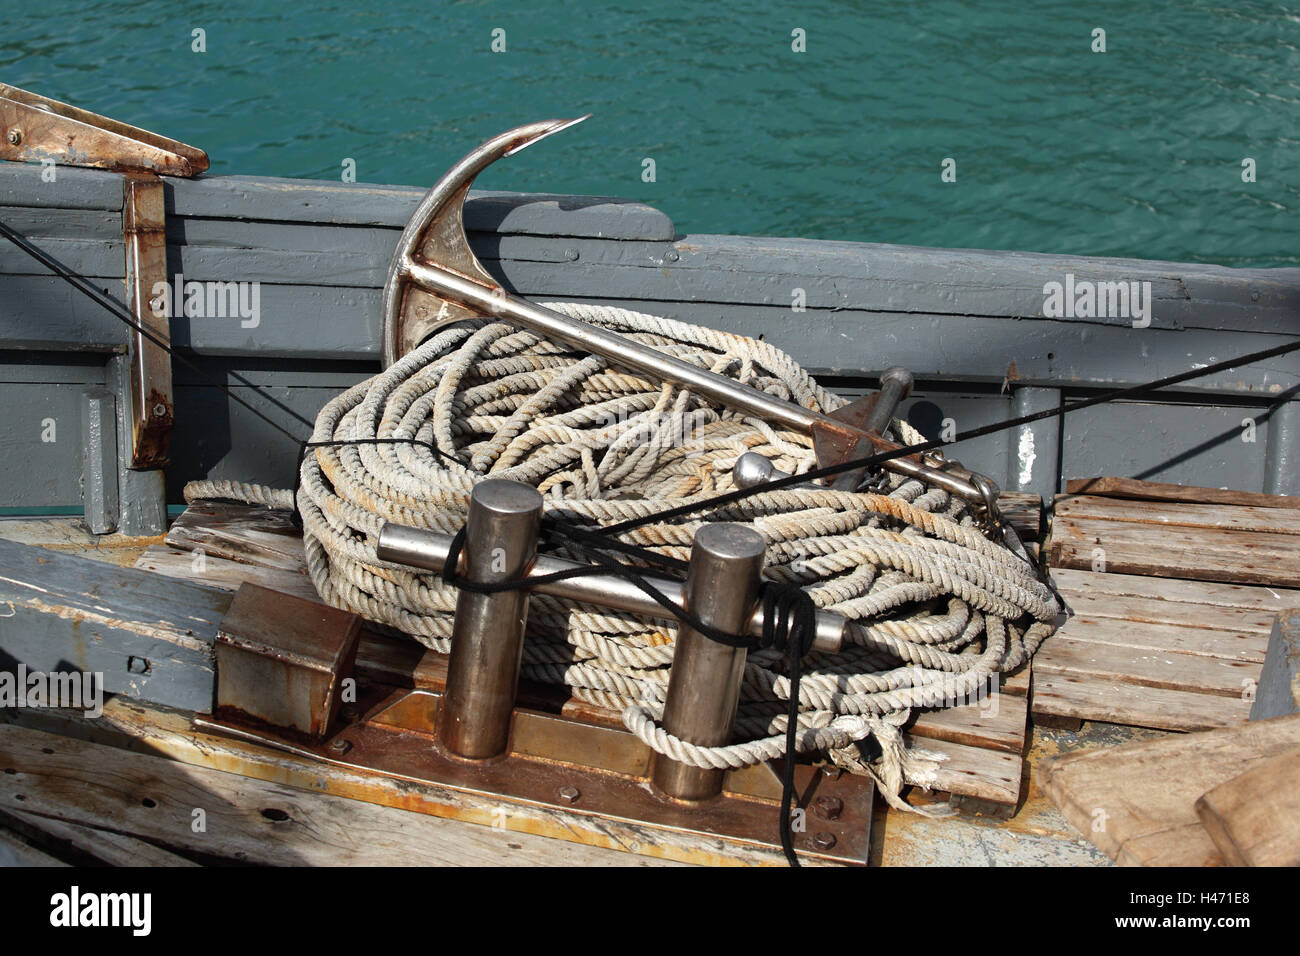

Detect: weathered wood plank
[1050, 569, 1299, 637]
[1048, 617, 1269, 663]
[1065, 476, 1300, 511]
[135, 544, 320, 603]
[907, 691, 1027, 754]
[1031, 673, 1253, 732]
[0, 720, 682, 867]
[1035, 636, 1261, 698]
[904, 734, 1022, 807]
[1049, 514, 1300, 586]
[1056, 494, 1300, 536]
[165, 499, 307, 571]
[1040, 712, 1300, 866]
[1251, 611, 1300, 720]
[0, 826, 68, 866]
[1050, 567, 1300, 615]
[2, 810, 199, 867]
[1194, 745, 1300, 866]
[0, 537, 227, 712]
[997, 491, 1042, 540]
[0, 700, 827, 866]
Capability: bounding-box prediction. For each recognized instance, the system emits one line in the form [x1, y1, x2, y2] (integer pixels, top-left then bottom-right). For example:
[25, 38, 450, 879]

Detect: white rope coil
[185, 303, 1059, 807]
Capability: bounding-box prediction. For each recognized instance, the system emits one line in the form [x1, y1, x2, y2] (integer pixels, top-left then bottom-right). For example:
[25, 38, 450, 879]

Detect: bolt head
[152, 403, 168, 417]
[557, 785, 580, 804]
[329, 738, 351, 754]
[812, 831, 837, 850]
[6, 129, 21, 146]
[813, 795, 844, 820]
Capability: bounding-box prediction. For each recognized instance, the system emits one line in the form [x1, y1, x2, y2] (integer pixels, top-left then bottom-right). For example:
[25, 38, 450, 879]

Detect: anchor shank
[402, 259, 818, 433]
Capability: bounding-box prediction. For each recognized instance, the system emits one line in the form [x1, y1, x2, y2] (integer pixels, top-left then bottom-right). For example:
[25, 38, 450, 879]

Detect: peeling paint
[1017, 429, 1036, 487]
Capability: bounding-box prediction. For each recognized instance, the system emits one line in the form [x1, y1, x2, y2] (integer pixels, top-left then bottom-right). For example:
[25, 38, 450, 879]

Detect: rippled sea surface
[4, 0, 1298, 266]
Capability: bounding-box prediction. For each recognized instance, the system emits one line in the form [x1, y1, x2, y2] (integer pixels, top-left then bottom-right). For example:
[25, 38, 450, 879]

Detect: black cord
[0, 219, 316, 446]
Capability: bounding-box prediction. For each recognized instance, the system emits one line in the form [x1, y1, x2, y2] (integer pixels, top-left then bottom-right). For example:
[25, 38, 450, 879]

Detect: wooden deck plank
[0, 720, 682, 867]
[166, 499, 307, 571]
[904, 734, 1022, 807]
[135, 544, 320, 603]
[907, 678, 1028, 755]
[2, 810, 200, 867]
[1049, 514, 1300, 586]
[997, 491, 1042, 540]
[0, 827, 68, 867]
[1031, 674, 1252, 732]
[1055, 494, 1300, 536]
[1064, 476, 1300, 511]
[1047, 617, 1269, 663]
[1050, 567, 1300, 613]
[1035, 636, 1260, 698]
[1040, 712, 1300, 866]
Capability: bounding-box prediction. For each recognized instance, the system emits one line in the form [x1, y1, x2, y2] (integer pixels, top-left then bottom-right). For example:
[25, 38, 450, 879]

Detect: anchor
[380, 116, 1005, 528]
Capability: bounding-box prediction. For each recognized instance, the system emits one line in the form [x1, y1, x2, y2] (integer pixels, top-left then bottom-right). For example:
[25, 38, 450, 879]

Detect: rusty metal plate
[214, 583, 361, 740]
[123, 173, 174, 467]
[0, 83, 208, 176]
[200, 686, 873, 866]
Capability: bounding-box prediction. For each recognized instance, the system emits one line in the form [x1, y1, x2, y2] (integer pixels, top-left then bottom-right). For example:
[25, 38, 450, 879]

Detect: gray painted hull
[1, 159, 1297, 519]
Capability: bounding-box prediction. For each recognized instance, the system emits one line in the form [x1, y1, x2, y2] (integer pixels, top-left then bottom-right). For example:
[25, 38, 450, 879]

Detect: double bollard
[377, 478, 846, 802]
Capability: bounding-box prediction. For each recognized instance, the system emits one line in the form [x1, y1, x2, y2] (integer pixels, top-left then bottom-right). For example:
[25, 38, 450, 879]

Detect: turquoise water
[4, 0, 1299, 266]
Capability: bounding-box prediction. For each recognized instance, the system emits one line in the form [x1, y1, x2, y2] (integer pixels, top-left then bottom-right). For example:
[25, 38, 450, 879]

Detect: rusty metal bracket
[199, 687, 873, 866]
[0, 85, 208, 470]
[213, 583, 361, 741]
[122, 174, 174, 467]
[0, 83, 208, 175]
[201, 580, 872, 865]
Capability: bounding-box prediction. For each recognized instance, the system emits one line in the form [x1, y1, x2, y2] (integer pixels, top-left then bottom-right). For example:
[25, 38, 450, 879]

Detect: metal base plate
[197, 687, 873, 866]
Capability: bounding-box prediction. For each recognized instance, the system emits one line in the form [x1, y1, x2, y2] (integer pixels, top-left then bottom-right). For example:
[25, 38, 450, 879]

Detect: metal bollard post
[651, 523, 766, 801]
[438, 479, 543, 760]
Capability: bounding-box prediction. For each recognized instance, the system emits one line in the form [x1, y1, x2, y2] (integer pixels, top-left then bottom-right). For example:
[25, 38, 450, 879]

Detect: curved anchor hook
[380, 116, 590, 368]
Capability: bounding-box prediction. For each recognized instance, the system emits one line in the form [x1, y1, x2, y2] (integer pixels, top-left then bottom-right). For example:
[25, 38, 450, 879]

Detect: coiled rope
[185, 303, 1060, 812]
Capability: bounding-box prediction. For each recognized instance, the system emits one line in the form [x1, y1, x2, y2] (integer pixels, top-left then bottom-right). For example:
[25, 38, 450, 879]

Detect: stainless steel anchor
[380, 117, 1003, 529]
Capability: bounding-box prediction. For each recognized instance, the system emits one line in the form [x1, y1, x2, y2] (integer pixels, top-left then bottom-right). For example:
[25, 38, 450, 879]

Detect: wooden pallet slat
[1037, 484, 1300, 733]
[1050, 514, 1300, 587]
[1065, 476, 1300, 511]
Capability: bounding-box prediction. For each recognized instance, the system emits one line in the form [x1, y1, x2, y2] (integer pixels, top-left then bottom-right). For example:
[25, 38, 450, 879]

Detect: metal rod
[402, 262, 997, 511]
[437, 480, 543, 760]
[651, 523, 766, 801]
[377, 521, 845, 654]
[404, 260, 819, 433]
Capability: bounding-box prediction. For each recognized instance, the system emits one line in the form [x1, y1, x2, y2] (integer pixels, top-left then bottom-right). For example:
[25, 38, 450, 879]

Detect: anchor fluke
[381, 116, 591, 367]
